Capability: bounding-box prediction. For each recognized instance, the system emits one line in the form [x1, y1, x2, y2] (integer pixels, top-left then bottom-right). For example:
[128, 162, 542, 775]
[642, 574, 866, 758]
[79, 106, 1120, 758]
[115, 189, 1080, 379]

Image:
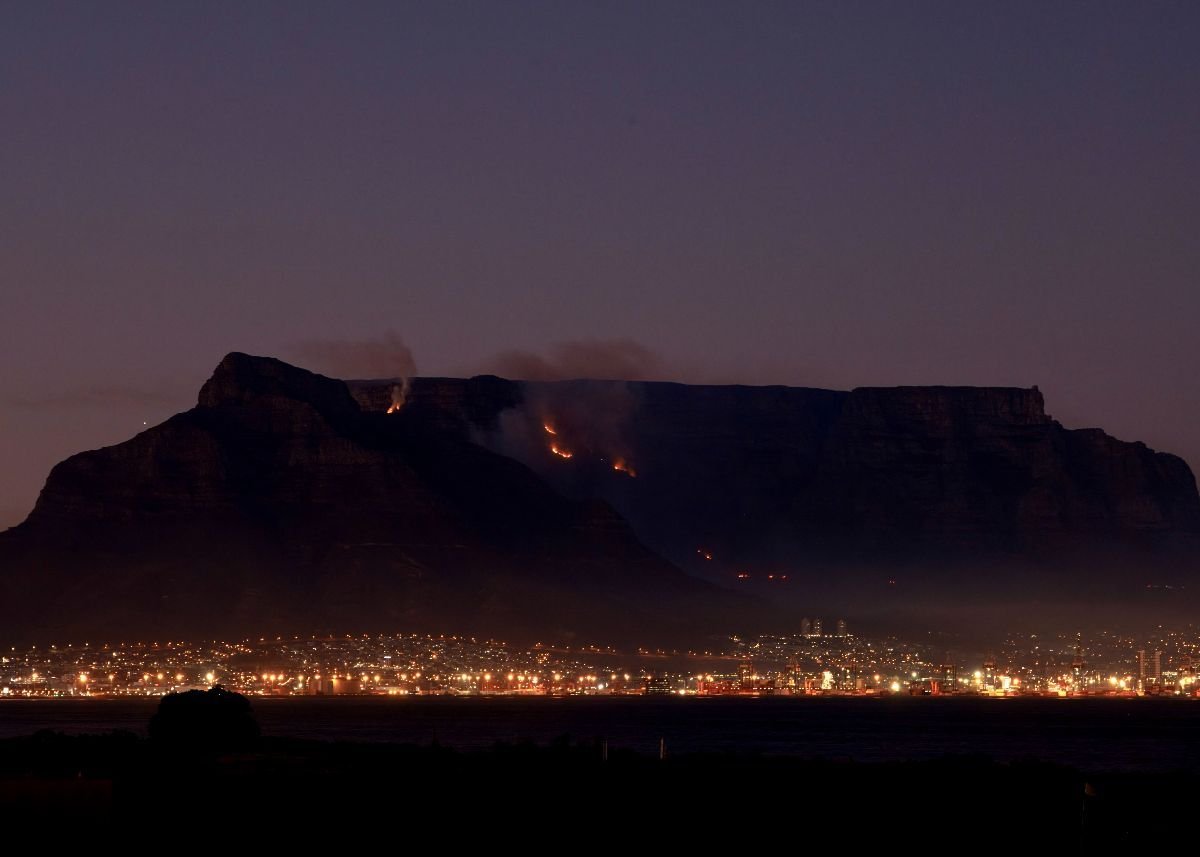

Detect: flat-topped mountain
[350, 376, 1200, 581]
[3, 353, 1198, 646]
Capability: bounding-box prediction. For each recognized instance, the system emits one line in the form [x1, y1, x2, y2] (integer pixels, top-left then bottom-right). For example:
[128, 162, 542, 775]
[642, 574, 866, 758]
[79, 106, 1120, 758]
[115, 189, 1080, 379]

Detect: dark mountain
[4, 353, 1199, 647]
[0, 354, 739, 647]
[353, 375, 1200, 609]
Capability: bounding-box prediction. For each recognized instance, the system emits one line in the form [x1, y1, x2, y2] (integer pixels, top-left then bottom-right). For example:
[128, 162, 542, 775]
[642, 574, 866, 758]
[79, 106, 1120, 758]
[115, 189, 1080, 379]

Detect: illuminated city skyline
[5, 624, 1199, 701]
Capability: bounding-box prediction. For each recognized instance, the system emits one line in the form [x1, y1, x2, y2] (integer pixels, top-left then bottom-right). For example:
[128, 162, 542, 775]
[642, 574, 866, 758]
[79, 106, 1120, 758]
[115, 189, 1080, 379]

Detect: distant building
[738, 660, 756, 692]
[812, 618, 823, 637]
[836, 618, 848, 637]
[983, 655, 997, 690]
[645, 675, 674, 695]
[800, 617, 812, 637]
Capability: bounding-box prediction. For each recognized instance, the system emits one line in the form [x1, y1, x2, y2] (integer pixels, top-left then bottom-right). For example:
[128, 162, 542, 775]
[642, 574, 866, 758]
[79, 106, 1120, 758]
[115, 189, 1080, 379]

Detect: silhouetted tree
[148, 685, 259, 752]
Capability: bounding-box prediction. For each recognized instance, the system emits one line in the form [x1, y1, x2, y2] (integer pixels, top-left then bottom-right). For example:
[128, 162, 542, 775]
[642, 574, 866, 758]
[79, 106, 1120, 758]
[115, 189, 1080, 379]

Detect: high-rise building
[836, 618, 848, 637]
[800, 617, 812, 637]
[645, 675, 674, 695]
[983, 655, 997, 690]
[812, 618, 823, 637]
[738, 660, 755, 691]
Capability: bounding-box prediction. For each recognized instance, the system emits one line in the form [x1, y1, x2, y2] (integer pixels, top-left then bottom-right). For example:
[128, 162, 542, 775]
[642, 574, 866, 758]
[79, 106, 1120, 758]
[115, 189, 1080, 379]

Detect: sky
[2, 1, 1199, 528]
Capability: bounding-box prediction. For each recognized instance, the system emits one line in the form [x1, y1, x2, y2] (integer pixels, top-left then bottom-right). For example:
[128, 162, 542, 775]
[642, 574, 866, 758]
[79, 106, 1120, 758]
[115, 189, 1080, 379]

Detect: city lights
[0, 627, 1196, 700]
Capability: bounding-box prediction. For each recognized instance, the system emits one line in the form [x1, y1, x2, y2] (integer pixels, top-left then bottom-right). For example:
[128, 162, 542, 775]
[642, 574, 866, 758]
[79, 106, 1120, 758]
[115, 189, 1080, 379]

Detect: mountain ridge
[0, 353, 739, 647]
[350, 373, 1200, 570]
[3, 352, 1198, 646]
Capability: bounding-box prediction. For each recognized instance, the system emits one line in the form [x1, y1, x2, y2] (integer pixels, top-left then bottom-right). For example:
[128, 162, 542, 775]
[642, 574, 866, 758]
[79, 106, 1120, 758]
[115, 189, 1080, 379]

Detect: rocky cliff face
[0, 354, 733, 646]
[348, 376, 1200, 584]
[4, 354, 1199, 646]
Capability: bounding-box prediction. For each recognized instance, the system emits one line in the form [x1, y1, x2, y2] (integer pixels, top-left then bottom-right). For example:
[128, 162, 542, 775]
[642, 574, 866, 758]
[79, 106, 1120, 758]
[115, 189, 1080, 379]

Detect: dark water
[3, 696, 1199, 772]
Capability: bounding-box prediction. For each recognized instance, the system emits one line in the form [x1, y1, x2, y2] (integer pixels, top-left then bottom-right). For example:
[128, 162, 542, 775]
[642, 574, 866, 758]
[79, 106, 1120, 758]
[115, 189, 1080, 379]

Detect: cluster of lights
[6, 630, 1200, 700]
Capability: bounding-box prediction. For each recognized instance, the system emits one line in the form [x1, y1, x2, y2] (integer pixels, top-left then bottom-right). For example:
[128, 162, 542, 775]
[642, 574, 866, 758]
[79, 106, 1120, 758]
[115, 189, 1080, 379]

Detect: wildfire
[612, 458, 636, 477]
[544, 422, 573, 458]
[386, 380, 409, 414]
[697, 549, 713, 561]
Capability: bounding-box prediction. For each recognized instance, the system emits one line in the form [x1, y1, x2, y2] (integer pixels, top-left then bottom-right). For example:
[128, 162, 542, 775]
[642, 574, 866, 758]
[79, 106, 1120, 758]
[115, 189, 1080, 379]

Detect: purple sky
[3, 2, 1199, 529]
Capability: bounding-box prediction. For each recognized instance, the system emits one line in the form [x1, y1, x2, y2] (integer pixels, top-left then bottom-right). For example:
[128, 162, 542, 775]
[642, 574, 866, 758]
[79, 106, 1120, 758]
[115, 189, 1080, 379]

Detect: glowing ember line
[543, 424, 557, 436]
[550, 444, 573, 459]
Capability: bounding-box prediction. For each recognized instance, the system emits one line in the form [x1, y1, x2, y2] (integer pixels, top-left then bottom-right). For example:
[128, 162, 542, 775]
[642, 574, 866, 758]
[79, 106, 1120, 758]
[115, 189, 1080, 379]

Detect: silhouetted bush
[147, 685, 259, 752]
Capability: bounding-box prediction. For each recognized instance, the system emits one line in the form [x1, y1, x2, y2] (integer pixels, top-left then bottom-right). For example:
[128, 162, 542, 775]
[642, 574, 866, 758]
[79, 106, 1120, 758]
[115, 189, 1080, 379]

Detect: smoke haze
[484, 339, 664, 382]
[290, 331, 417, 381]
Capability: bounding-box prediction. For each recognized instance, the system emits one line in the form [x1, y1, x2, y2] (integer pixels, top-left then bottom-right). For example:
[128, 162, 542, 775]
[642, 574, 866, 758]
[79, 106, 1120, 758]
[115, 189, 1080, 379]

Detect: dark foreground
[1, 730, 1197, 850]
[6, 695, 1200, 769]
[5, 695, 1200, 848]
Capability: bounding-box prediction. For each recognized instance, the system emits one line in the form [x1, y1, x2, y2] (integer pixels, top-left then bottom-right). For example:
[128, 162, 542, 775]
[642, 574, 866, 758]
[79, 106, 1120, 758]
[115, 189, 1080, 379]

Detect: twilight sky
[2, 2, 1199, 528]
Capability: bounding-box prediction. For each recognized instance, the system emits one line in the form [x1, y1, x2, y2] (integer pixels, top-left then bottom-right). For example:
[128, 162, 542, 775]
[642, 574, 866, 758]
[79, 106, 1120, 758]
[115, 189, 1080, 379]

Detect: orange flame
[550, 444, 573, 459]
[543, 424, 557, 436]
[612, 459, 636, 477]
[386, 380, 408, 414]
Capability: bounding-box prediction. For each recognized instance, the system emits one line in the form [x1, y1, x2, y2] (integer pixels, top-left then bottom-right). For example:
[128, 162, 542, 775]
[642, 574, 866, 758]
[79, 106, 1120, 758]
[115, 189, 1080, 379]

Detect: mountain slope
[5, 354, 1199, 646]
[0, 354, 734, 646]
[351, 376, 1200, 595]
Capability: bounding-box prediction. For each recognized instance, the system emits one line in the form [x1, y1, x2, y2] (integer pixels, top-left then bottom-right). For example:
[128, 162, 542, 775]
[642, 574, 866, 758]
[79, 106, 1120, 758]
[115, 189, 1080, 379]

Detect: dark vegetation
[147, 685, 260, 751]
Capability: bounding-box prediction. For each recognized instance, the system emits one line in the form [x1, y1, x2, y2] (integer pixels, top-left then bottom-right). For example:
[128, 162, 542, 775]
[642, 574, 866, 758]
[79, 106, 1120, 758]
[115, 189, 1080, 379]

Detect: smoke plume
[475, 339, 661, 480]
[484, 338, 663, 382]
[387, 379, 410, 414]
[289, 330, 417, 381]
